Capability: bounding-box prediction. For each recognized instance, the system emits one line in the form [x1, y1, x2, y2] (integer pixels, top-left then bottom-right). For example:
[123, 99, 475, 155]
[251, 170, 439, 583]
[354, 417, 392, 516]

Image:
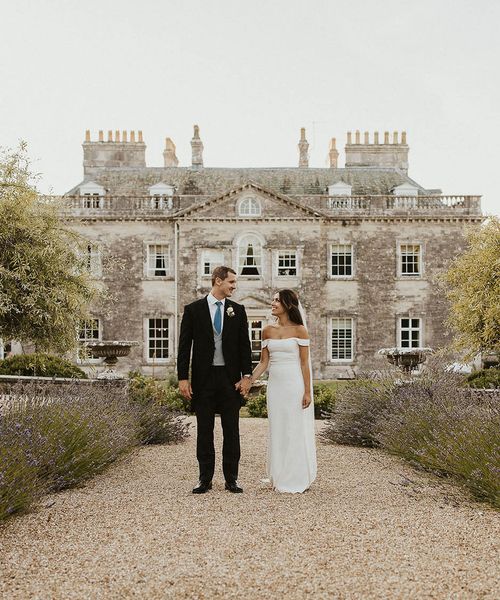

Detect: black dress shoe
[192, 481, 212, 494]
[225, 481, 243, 493]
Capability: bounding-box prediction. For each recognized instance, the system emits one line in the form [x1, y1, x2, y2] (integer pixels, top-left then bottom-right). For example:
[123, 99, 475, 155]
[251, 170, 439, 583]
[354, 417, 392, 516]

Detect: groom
[177, 266, 253, 494]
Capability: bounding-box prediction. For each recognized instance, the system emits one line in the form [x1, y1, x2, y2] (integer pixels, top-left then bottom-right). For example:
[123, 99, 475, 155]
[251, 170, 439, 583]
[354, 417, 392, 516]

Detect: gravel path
[1, 418, 498, 599]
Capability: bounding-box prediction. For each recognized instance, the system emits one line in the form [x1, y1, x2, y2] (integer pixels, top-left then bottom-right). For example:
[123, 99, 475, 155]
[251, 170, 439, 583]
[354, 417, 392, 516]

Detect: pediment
[392, 182, 419, 196]
[79, 180, 105, 195]
[328, 181, 352, 195]
[149, 182, 175, 195]
[175, 181, 325, 220]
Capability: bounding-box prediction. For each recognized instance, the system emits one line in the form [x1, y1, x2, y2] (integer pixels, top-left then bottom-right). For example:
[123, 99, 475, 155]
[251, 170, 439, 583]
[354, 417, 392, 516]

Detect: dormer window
[327, 182, 352, 209]
[392, 183, 419, 208]
[328, 181, 352, 196]
[79, 181, 105, 208]
[238, 196, 261, 217]
[149, 183, 174, 210]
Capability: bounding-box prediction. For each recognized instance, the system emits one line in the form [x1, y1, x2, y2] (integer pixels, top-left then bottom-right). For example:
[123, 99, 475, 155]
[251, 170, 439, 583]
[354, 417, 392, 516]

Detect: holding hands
[235, 376, 252, 397]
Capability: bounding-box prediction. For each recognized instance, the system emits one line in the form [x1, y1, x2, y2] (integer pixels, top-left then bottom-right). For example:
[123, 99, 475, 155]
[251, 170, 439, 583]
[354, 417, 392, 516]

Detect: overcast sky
[1, 0, 498, 215]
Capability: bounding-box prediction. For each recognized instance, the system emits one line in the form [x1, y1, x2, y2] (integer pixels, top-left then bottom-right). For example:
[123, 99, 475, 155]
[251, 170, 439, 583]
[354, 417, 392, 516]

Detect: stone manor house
[45, 127, 484, 378]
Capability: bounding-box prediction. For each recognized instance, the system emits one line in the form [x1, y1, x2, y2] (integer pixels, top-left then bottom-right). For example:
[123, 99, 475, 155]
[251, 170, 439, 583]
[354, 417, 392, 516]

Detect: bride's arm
[298, 326, 312, 408]
[251, 346, 269, 382]
[299, 346, 311, 396]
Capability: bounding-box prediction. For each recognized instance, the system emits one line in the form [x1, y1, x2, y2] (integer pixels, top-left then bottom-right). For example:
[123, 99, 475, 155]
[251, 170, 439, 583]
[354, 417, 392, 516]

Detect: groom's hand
[236, 377, 252, 397]
[179, 379, 192, 400]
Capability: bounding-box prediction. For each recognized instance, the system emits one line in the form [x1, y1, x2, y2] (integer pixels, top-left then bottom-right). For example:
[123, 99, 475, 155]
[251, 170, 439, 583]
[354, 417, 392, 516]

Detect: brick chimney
[163, 137, 179, 167]
[344, 130, 409, 173]
[83, 130, 146, 174]
[298, 127, 309, 167]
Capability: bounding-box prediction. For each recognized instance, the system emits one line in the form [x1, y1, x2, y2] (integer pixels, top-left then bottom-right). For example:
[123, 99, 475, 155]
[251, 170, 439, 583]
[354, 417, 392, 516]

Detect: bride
[250, 289, 317, 493]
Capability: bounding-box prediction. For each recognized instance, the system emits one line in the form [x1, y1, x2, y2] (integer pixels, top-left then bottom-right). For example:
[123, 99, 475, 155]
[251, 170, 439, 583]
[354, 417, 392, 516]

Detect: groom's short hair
[212, 266, 236, 285]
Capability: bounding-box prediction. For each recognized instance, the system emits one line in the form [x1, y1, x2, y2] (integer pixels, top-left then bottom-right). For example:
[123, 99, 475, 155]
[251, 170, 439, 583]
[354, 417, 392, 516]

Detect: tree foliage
[0, 143, 98, 353]
[443, 217, 500, 358]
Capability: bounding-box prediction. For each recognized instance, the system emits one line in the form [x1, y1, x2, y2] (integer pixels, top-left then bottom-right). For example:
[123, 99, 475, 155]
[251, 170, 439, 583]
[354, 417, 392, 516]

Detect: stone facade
[57, 127, 483, 379]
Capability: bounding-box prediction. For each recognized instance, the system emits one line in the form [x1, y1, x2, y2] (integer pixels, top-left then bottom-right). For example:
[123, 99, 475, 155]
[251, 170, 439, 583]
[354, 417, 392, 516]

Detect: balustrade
[323, 195, 481, 214]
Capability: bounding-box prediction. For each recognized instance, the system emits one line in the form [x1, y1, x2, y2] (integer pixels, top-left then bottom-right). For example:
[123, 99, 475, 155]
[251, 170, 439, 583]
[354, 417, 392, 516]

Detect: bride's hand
[302, 393, 311, 409]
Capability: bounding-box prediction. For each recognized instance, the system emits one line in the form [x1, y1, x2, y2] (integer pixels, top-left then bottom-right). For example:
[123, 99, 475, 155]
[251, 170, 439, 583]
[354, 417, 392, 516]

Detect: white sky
[1, 0, 498, 215]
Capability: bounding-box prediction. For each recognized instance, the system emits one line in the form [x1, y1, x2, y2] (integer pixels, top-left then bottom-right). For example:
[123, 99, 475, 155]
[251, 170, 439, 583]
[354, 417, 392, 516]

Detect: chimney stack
[82, 129, 146, 173]
[191, 124, 204, 168]
[328, 138, 339, 168]
[164, 137, 179, 167]
[298, 127, 309, 167]
[344, 129, 409, 173]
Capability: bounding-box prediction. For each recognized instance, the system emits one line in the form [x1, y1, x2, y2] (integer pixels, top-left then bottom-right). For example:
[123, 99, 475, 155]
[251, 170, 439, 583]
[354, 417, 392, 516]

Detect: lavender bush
[376, 369, 500, 506]
[320, 373, 398, 447]
[321, 361, 500, 507]
[0, 379, 190, 521]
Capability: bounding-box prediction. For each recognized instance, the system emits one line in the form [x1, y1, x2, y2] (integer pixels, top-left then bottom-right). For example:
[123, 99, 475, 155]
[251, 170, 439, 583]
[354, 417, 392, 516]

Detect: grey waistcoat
[212, 328, 225, 366]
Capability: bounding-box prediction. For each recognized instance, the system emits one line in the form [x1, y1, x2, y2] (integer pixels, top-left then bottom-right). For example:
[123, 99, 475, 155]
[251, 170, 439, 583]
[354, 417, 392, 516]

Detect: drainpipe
[174, 221, 179, 362]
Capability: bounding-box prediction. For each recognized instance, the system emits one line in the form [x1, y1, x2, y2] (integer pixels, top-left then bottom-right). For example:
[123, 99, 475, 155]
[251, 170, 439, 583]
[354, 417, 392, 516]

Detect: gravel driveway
[0, 418, 498, 599]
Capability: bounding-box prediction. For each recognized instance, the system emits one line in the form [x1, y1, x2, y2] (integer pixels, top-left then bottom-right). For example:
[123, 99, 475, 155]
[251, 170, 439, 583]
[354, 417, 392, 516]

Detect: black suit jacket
[177, 297, 253, 410]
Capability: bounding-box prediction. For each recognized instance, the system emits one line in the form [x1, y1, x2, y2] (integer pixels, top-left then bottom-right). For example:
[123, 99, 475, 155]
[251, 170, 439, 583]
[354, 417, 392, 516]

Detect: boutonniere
[226, 306, 235, 318]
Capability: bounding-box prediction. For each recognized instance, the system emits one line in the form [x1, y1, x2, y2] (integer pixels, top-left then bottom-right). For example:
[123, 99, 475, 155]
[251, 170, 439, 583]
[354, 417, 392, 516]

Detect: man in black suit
[177, 266, 253, 494]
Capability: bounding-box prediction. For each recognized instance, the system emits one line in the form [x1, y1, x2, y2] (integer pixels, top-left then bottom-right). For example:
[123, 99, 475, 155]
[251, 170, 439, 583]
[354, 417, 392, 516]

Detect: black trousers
[195, 366, 241, 483]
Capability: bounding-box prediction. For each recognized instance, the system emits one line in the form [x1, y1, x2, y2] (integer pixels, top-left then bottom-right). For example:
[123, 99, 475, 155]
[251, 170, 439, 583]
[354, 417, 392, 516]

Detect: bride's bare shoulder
[263, 324, 279, 340]
[295, 324, 309, 339]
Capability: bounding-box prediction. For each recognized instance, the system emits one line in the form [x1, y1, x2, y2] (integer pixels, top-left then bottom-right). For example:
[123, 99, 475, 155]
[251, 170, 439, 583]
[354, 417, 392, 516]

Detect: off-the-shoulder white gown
[262, 337, 317, 493]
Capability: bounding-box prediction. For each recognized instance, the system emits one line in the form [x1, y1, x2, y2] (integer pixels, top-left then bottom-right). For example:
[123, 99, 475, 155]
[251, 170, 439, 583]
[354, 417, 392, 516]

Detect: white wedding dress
[263, 337, 317, 493]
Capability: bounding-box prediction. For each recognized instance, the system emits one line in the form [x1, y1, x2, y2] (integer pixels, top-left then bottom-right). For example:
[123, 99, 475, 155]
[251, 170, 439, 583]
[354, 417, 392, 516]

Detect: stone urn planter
[378, 347, 434, 374]
[85, 341, 139, 379]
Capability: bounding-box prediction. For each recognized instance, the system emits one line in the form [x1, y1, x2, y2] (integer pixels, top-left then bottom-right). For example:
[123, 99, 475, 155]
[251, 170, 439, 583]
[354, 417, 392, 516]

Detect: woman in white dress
[250, 289, 317, 493]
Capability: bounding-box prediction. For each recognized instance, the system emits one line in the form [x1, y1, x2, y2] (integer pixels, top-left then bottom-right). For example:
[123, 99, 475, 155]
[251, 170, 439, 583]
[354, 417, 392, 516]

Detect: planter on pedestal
[85, 341, 139, 379]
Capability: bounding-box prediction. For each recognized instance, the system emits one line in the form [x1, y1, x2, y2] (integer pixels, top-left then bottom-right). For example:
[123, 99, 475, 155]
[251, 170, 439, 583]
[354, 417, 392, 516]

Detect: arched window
[238, 196, 261, 217]
[238, 234, 262, 276]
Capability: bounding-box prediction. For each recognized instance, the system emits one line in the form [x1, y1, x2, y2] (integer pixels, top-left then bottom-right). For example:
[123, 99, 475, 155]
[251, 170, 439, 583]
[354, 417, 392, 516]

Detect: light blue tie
[214, 301, 222, 335]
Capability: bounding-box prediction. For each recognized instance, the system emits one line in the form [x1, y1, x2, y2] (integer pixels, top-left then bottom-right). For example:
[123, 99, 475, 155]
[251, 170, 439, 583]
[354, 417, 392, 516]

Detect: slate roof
[66, 166, 430, 197]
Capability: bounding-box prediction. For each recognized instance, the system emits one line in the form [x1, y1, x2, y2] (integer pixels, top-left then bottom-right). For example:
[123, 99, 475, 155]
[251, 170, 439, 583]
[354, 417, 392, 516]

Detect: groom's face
[216, 273, 237, 298]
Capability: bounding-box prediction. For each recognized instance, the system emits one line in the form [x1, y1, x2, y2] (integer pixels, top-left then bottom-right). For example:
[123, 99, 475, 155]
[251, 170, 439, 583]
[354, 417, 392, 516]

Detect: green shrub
[128, 372, 191, 444]
[128, 371, 190, 413]
[245, 383, 341, 419]
[312, 384, 338, 419]
[467, 368, 500, 389]
[0, 353, 87, 379]
[246, 391, 268, 418]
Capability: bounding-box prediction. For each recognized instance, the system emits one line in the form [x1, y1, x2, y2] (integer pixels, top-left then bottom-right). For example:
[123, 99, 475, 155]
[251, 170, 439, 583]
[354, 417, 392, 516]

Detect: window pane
[331, 318, 353, 360]
[148, 244, 169, 277]
[239, 237, 261, 276]
[400, 317, 420, 348]
[331, 244, 352, 276]
[277, 251, 297, 276]
[249, 320, 263, 369]
[78, 318, 101, 360]
[401, 244, 421, 276]
[148, 318, 169, 359]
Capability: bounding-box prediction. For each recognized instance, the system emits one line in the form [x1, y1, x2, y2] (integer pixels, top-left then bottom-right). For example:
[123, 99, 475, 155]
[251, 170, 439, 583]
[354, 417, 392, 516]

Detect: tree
[443, 217, 500, 358]
[0, 143, 98, 353]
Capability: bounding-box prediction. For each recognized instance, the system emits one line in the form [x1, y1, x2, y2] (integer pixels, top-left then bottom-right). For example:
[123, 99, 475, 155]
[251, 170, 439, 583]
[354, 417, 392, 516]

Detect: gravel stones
[0, 418, 498, 599]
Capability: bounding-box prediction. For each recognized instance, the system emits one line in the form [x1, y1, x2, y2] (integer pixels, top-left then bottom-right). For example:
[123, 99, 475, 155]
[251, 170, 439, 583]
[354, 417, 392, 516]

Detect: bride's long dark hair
[277, 289, 303, 326]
